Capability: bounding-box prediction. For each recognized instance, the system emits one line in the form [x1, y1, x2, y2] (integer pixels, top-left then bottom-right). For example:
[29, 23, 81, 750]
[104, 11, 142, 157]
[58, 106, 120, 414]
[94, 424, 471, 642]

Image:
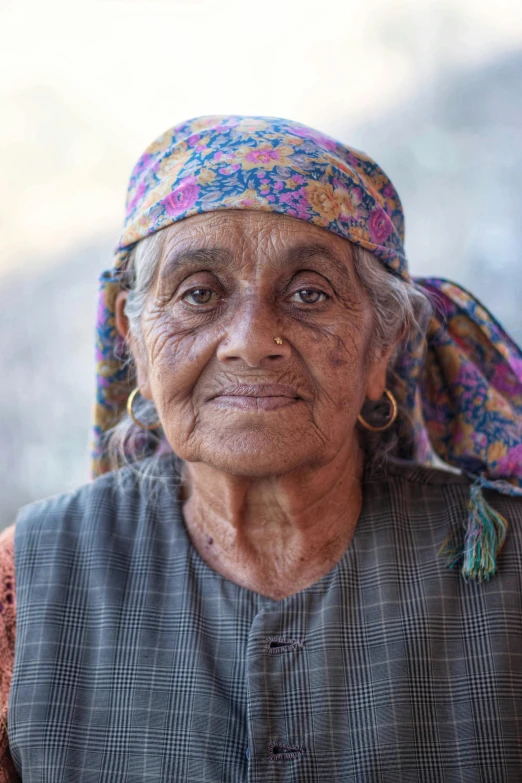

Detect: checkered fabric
[9, 458, 522, 782]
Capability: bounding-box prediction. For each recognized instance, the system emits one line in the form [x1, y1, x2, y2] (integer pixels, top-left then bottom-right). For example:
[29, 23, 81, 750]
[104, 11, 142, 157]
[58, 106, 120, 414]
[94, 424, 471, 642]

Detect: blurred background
[1, 0, 522, 527]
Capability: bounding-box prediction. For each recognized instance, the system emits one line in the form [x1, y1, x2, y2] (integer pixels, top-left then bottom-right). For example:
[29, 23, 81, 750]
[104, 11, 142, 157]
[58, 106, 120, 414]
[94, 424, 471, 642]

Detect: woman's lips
[209, 385, 301, 411]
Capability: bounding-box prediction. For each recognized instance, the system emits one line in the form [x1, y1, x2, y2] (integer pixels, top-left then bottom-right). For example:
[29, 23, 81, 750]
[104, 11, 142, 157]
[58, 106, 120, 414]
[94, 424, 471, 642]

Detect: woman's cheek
[327, 336, 352, 369]
[304, 322, 370, 414]
[144, 316, 221, 403]
[308, 313, 366, 365]
[142, 304, 192, 361]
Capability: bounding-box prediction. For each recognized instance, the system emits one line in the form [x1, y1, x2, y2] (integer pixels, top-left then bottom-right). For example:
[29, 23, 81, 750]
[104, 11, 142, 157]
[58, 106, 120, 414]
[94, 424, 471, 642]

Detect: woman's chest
[9, 523, 522, 783]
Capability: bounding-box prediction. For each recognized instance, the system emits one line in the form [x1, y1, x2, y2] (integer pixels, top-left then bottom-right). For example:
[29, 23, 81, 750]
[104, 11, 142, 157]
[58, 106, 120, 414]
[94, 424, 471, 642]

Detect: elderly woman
[1, 116, 522, 782]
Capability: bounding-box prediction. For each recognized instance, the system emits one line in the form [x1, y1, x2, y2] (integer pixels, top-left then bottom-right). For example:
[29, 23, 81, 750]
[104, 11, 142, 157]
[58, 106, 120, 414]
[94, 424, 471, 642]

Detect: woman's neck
[180, 444, 365, 600]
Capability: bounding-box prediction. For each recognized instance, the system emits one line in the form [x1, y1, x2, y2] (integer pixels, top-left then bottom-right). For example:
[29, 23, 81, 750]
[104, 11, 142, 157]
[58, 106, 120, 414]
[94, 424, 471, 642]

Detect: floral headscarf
[94, 116, 522, 580]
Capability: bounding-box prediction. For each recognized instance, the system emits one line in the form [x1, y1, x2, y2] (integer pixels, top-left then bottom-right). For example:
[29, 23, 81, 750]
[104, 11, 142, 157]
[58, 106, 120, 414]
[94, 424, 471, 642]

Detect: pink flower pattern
[163, 177, 199, 217]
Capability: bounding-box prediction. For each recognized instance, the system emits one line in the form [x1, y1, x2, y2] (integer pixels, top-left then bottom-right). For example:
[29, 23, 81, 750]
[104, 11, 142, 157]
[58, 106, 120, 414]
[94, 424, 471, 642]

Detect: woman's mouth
[209, 384, 301, 411]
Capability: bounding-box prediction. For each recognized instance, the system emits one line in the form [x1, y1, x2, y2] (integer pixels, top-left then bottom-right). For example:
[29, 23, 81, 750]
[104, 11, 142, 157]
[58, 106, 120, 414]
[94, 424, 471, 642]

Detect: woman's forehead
[160, 209, 355, 262]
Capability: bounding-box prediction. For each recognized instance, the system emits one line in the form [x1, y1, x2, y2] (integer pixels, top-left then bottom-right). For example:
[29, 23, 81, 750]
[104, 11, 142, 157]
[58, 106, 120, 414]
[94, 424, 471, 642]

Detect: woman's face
[119, 210, 393, 476]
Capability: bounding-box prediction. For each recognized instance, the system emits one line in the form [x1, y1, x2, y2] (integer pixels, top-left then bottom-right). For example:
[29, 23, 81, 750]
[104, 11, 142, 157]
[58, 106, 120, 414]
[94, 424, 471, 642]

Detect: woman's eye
[182, 288, 216, 305]
[291, 289, 327, 305]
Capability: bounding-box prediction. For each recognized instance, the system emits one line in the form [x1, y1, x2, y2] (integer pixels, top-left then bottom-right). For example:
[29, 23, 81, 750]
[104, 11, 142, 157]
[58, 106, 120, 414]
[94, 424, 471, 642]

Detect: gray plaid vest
[9, 459, 522, 782]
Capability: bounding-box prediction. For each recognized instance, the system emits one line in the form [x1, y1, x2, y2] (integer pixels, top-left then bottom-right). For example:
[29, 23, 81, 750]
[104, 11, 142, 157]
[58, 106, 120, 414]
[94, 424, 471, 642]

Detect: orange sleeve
[0, 525, 20, 782]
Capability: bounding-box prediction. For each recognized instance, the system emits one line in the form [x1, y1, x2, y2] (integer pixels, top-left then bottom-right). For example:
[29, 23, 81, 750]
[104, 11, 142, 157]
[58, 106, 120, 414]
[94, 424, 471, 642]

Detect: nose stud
[273, 336, 283, 345]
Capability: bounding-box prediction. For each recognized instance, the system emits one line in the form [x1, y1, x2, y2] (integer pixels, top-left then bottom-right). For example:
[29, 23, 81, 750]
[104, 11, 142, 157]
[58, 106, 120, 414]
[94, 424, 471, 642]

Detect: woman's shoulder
[366, 458, 469, 486]
[15, 455, 180, 535]
[364, 459, 471, 497]
[13, 456, 183, 561]
[16, 462, 137, 519]
[365, 458, 522, 522]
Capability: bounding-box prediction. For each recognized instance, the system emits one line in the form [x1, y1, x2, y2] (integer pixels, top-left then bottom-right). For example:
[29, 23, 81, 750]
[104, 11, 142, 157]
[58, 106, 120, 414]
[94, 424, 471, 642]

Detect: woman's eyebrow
[159, 242, 349, 279]
[282, 243, 350, 272]
[159, 247, 234, 278]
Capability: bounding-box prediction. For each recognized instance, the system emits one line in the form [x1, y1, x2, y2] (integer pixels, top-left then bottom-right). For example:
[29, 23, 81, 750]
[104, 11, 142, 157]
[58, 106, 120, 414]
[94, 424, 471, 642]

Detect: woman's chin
[202, 456, 303, 477]
[181, 429, 319, 477]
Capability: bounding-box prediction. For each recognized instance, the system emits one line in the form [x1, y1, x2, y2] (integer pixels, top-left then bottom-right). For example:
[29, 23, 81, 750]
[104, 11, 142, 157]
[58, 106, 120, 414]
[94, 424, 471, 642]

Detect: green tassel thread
[440, 478, 508, 581]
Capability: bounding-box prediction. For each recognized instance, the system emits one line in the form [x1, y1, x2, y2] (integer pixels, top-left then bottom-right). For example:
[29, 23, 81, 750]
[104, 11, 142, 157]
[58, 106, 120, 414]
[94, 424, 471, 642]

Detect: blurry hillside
[352, 50, 522, 338]
[0, 239, 111, 524]
[1, 51, 522, 525]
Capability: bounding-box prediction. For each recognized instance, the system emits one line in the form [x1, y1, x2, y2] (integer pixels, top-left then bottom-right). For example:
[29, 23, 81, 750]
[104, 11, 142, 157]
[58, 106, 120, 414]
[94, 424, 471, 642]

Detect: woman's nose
[216, 298, 292, 368]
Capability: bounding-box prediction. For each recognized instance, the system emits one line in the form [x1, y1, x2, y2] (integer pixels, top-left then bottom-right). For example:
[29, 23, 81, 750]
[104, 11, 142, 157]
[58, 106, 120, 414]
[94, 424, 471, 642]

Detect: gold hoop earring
[357, 389, 398, 432]
[127, 387, 161, 431]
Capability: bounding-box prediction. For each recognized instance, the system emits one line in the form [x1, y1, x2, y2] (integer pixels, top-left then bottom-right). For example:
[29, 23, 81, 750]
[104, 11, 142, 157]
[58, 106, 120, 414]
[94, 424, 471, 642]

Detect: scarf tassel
[440, 478, 508, 581]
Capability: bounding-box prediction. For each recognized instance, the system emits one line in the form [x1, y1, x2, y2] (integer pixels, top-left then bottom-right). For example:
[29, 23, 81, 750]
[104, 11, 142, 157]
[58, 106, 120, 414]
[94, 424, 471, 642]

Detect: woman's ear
[114, 290, 153, 400]
[364, 343, 395, 402]
[115, 290, 130, 340]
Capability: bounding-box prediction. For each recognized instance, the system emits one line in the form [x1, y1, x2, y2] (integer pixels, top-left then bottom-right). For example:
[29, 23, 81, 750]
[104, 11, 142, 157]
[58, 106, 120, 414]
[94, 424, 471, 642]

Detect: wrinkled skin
[116, 211, 397, 599]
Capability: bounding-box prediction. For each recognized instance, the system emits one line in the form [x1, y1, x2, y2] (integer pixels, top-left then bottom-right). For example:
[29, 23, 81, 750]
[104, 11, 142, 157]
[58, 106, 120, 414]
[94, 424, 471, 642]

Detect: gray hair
[108, 227, 432, 475]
